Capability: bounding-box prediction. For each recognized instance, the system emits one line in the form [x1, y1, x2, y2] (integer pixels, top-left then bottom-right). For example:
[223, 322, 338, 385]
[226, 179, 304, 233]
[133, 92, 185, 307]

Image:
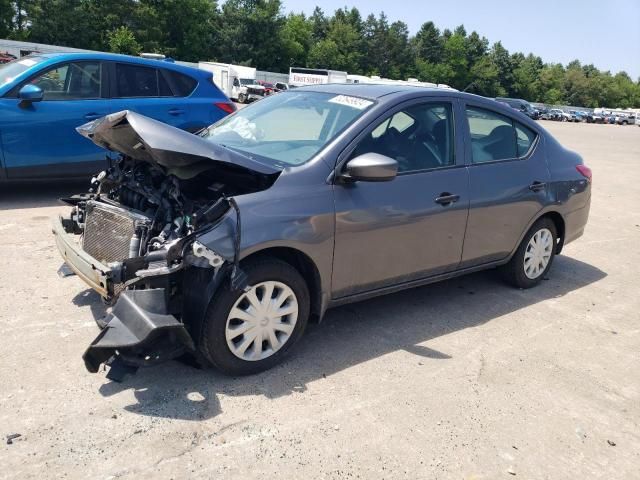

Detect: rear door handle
[84, 112, 104, 120]
[434, 193, 460, 205]
[529, 181, 547, 192]
[168, 108, 185, 116]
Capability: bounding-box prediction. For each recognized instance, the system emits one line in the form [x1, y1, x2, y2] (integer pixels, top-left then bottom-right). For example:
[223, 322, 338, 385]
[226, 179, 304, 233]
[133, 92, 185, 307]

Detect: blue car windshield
[0, 56, 46, 88]
[201, 91, 374, 166]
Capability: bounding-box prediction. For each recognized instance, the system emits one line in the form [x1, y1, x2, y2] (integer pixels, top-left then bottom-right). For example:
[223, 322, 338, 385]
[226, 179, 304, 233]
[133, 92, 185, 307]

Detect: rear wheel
[200, 258, 310, 376]
[501, 218, 557, 289]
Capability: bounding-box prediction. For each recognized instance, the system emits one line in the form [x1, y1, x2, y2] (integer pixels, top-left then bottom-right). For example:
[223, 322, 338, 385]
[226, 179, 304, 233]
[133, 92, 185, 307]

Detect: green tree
[442, 32, 468, 89]
[413, 21, 443, 64]
[215, 0, 284, 70]
[107, 25, 141, 55]
[279, 13, 313, 68]
[489, 41, 514, 95]
[0, 0, 13, 38]
[469, 56, 504, 96]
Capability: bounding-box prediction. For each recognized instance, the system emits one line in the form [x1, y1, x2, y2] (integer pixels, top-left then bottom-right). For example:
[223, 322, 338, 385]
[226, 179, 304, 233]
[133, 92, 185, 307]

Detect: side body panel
[331, 96, 470, 298]
[459, 99, 552, 267]
[0, 62, 113, 180]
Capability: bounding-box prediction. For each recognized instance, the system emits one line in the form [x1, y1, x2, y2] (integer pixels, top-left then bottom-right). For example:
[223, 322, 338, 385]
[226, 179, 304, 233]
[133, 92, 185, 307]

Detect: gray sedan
[54, 84, 592, 378]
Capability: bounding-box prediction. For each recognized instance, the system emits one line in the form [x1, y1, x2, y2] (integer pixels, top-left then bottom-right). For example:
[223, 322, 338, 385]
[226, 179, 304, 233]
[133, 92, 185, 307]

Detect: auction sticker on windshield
[328, 95, 373, 110]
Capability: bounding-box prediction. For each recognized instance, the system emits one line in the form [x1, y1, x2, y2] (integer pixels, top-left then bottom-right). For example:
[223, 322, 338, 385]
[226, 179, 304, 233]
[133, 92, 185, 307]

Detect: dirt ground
[1, 122, 639, 479]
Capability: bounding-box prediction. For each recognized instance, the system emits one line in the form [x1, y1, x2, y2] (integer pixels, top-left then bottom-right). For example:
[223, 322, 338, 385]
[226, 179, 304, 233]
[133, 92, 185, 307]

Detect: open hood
[76, 110, 280, 177]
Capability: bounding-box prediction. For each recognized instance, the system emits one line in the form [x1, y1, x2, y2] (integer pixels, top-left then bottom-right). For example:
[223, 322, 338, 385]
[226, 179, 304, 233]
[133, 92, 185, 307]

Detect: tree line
[1, 0, 638, 108]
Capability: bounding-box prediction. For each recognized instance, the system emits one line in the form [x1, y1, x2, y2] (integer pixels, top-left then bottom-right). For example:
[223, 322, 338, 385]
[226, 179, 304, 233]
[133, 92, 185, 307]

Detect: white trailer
[198, 62, 266, 103]
[289, 67, 348, 87]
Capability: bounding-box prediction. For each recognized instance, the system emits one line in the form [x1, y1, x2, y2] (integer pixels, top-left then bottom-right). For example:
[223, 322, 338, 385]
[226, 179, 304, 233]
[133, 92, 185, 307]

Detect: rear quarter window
[162, 69, 197, 97]
[515, 122, 537, 156]
[466, 106, 538, 163]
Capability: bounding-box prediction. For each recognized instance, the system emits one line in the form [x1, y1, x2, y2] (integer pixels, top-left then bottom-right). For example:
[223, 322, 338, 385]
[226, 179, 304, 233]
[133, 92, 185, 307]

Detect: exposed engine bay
[53, 110, 282, 380]
[67, 154, 269, 264]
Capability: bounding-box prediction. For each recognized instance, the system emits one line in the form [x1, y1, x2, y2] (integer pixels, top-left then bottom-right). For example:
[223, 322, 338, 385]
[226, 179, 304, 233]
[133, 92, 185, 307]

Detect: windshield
[239, 78, 256, 86]
[201, 91, 374, 166]
[0, 56, 45, 88]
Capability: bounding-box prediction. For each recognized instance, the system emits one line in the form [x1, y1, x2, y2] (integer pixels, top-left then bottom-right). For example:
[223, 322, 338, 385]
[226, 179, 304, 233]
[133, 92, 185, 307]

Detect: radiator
[83, 201, 150, 264]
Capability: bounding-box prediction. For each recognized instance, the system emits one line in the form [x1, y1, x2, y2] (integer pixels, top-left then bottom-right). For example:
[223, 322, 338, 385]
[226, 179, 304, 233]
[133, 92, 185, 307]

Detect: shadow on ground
[0, 180, 88, 210]
[87, 255, 606, 421]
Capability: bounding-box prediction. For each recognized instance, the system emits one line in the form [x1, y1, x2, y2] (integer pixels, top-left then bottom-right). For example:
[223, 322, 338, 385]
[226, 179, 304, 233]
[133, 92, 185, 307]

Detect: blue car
[0, 53, 235, 181]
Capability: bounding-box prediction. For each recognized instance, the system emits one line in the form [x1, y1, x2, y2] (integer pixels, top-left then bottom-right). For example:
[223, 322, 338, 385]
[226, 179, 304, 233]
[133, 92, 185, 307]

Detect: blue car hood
[76, 110, 281, 178]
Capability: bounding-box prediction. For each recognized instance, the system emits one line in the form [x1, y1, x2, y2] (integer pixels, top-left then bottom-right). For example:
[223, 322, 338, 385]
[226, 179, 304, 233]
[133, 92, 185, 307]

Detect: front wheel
[238, 93, 247, 104]
[501, 218, 557, 289]
[200, 258, 310, 376]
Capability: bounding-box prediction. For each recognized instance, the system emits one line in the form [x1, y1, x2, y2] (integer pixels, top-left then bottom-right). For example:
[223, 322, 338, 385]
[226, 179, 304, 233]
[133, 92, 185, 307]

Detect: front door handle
[434, 193, 460, 206]
[168, 108, 185, 116]
[84, 112, 105, 120]
[529, 181, 547, 192]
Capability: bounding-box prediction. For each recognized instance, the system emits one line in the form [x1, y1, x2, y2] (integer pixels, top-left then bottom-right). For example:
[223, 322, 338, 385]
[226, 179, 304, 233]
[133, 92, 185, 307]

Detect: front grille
[83, 201, 149, 264]
[248, 87, 264, 96]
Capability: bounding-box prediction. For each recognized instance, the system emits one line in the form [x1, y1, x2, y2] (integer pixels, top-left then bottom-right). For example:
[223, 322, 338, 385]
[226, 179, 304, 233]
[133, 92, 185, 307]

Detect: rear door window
[466, 107, 517, 163]
[115, 63, 158, 97]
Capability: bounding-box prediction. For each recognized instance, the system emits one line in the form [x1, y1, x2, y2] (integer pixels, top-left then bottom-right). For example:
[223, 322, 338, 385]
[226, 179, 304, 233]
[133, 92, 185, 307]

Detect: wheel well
[541, 212, 565, 254]
[242, 247, 323, 321]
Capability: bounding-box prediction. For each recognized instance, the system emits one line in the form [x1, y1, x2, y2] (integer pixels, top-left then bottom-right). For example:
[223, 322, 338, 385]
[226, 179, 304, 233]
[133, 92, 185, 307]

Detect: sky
[282, 0, 640, 79]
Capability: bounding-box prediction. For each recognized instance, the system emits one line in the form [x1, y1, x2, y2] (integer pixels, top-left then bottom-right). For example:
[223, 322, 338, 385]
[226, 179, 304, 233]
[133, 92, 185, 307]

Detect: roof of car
[26, 52, 208, 77]
[293, 82, 511, 108]
[295, 82, 463, 99]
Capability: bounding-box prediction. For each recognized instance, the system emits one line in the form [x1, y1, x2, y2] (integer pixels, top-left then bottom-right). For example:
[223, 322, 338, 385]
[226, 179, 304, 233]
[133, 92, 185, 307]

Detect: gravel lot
[1, 122, 639, 479]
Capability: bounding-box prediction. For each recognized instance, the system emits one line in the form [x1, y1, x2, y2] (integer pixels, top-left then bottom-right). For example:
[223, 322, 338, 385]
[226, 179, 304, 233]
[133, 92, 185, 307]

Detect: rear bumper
[52, 214, 112, 298]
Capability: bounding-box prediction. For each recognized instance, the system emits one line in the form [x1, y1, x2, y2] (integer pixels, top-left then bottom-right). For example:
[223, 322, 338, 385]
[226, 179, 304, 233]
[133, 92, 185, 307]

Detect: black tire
[200, 257, 310, 376]
[501, 218, 557, 289]
[238, 93, 247, 104]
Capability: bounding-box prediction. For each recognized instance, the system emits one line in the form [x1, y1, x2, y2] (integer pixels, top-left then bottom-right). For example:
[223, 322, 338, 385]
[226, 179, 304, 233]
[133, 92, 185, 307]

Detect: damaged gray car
[53, 84, 591, 379]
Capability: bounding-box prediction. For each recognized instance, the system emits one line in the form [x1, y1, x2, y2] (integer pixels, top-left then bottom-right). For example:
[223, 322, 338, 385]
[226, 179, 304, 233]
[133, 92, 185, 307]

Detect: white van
[198, 62, 266, 103]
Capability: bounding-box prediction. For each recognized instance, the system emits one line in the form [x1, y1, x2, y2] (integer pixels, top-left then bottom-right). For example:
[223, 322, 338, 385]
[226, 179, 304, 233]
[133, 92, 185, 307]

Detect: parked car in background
[559, 110, 573, 122]
[257, 80, 275, 95]
[615, 114, 636, 125]
[548, 109, 564, 121]
[568, 110, 583, 122]
[0, 53, 234, 181]
[53, 84, 591, 378]
[538, 108, 553, 120]
[586, 112, 605, 123]
[274, 82, 289, 92]
[0, 51, 17, 64]
[494, 97, 539, 119]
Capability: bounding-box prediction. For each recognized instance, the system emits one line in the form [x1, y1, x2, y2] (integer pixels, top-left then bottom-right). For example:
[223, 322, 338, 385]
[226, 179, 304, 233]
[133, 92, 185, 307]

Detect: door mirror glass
[342, 153, 398, 182]
[18, 84, 44, 103]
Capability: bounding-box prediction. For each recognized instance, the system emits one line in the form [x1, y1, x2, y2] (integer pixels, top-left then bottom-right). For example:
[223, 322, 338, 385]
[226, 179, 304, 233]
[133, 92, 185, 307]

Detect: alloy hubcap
[523, 228, 553, 279]
[225, 281, 298, 361]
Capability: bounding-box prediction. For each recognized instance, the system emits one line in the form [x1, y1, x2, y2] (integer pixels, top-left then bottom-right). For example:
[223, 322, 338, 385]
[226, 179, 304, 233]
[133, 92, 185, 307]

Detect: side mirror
[18, 84, 44, 103]
[341, 152, 398, 182]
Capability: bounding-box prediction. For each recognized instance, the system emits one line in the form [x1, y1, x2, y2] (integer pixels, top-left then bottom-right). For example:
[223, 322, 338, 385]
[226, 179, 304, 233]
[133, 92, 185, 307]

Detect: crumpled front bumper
[53, 214, 112, 298]
[53, 215, 194, 377]
[83, 288, 194, 376]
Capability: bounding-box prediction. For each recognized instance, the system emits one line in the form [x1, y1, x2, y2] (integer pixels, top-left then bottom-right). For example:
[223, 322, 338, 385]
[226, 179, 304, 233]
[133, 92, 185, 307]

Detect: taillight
[215, 102, 236, 114]
[576, 165, 592, 182]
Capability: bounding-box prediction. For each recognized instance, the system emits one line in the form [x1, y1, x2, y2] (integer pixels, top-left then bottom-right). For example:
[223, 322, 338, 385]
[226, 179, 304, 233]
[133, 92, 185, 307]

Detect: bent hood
[76, 110, 280, 177]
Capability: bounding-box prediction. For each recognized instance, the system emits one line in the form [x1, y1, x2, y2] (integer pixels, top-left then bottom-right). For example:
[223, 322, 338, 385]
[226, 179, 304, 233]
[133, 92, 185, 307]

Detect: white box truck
[198, 62, 266, 103]
[289, 67, 348, 87]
